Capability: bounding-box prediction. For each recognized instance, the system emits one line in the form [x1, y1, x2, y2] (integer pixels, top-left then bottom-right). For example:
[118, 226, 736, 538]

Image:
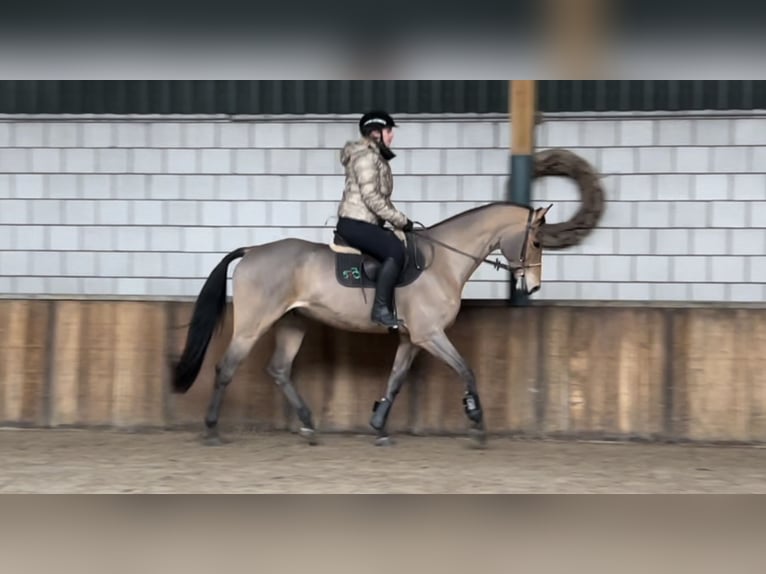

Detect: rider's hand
[402, 219, 414, 232]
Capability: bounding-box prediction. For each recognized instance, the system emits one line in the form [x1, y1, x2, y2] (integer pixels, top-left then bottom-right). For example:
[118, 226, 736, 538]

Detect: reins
[408, 207, 540, 274]
[408, 225, 511, 272]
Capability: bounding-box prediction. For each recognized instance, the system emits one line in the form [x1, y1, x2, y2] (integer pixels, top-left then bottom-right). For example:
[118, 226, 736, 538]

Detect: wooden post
[508, 80, 537, 306]
[543, 0, 610, 77]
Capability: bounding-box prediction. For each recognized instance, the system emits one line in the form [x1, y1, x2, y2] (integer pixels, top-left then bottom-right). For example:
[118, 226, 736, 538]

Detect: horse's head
[499, 204, 552, 295]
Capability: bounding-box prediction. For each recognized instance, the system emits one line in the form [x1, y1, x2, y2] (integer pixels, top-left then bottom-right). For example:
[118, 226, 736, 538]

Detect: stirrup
[372, 313, 400, 329]
[371, 306, 400, 330]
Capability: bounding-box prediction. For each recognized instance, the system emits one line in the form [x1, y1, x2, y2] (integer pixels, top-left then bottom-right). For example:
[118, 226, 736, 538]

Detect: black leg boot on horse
[371, 257, 402, 331]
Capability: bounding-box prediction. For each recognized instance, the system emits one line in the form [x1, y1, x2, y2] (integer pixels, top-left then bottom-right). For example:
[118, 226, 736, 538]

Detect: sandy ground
[0, 428, 764, 493]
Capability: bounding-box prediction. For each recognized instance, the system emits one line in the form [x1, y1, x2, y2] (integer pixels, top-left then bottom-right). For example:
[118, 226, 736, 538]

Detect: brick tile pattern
[0, 114, 764, 302]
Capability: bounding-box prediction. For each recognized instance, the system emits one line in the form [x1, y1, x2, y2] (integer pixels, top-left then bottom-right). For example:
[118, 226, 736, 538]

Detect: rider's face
[381, 127, 394, 147]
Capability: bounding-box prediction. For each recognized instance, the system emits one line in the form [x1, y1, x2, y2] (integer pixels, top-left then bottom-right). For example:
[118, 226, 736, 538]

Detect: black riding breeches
[336, 217, 405, 268]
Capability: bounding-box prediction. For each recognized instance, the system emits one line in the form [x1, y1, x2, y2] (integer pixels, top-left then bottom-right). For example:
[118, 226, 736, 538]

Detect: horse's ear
[535, 204, 553, 223]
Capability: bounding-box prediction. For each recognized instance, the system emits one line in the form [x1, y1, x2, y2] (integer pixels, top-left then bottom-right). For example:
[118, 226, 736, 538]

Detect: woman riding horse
[335, 110, 414, 330]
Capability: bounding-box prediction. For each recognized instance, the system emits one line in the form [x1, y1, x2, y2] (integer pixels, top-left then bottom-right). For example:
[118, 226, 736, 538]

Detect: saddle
[330, 229, 426, 289]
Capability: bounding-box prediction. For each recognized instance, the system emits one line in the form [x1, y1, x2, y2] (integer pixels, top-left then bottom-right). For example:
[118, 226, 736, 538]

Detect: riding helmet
[359, 110, 397, 135]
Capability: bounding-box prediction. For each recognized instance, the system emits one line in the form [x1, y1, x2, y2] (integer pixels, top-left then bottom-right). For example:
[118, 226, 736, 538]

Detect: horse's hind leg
[204, 311, 284, 446]
[414, 330, 486, 449]
[203, 332, 258, 445]
[370, 335, 420, 446]
[266, 311, 318, 445]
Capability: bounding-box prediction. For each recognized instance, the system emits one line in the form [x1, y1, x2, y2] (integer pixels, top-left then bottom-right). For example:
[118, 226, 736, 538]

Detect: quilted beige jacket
[336, 137, 409, 228]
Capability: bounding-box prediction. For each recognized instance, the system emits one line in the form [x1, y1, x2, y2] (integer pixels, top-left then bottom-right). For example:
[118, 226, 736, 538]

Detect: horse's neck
[428, 204, 517, 287]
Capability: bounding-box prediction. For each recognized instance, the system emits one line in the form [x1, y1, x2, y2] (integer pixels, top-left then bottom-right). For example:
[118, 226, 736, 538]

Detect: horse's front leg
[414, 330, 486, 448]
[370, 335, 420, 446]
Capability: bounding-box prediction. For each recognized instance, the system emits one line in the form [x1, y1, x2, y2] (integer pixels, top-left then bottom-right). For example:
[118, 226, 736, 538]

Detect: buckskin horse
[171, 201, 552, 448]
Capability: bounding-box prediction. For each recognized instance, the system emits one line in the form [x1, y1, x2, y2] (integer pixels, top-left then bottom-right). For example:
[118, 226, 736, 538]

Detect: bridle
[408, 206, 542, 277]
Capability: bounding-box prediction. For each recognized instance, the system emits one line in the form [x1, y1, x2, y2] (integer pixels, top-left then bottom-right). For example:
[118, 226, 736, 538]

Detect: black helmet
[359, 110, 397, 136]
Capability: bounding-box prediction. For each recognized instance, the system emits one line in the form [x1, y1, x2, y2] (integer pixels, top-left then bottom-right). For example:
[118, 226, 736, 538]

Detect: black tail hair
[171, 247, 247, 393]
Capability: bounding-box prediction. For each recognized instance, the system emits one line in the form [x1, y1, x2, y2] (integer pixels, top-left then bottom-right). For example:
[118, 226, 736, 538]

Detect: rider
[335, 110, 414, 330]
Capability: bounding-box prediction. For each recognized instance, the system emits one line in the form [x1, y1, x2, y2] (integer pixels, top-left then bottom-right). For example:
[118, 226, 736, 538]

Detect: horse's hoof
[201, 434, 227, 447]
[468, 428, 487, 449]
[299, 427, 320, 446]
[375, 436, 395, 447]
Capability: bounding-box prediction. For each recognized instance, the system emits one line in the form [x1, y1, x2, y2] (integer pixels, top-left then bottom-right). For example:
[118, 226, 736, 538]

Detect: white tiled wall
[0, 112, 765, 302]
[533, 113, 766, 302]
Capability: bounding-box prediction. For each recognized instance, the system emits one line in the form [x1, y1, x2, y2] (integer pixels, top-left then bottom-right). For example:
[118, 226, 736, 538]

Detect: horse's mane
[425, 201, 532, 231]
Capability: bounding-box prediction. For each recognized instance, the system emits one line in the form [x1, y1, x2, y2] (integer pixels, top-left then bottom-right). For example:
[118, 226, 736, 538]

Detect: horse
[171, 201, 553, 448]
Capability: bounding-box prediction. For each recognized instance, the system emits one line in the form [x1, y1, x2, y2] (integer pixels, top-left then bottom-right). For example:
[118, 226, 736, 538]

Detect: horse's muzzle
[516, 274, 540, 295]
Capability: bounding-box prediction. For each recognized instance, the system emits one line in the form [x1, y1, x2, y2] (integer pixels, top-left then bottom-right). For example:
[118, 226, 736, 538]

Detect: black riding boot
[371, 257, 401, 329]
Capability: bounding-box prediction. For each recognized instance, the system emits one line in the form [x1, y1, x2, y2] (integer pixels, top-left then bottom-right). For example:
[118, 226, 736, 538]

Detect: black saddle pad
[333, 231, 426, 289]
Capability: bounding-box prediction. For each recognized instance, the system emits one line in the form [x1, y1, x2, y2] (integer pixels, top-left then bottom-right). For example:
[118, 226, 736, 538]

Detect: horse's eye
[533, 241, 541, 249]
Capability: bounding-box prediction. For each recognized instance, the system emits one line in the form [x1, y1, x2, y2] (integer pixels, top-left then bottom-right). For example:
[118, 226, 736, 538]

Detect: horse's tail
[172, 247, 248, 394]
